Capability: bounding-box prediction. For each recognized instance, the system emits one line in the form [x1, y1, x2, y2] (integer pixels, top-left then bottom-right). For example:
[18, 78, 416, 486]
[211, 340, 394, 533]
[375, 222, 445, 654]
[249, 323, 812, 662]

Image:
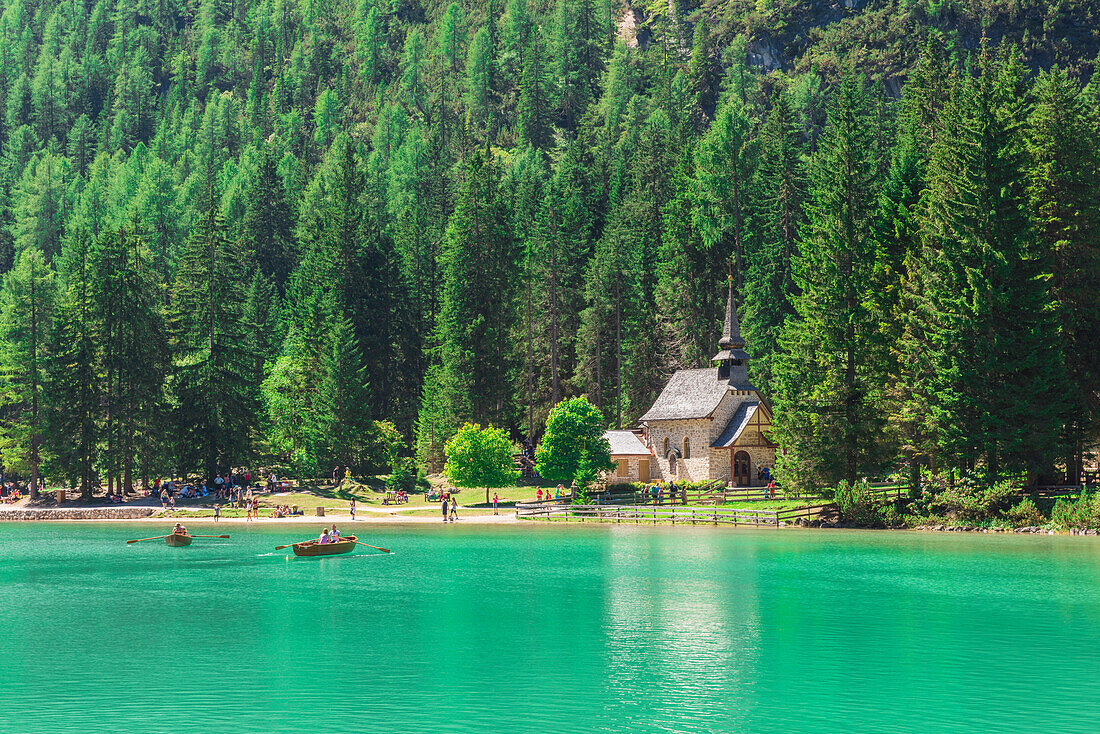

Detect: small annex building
[604, 429, 653, 483]
[605, 281, 777, 487]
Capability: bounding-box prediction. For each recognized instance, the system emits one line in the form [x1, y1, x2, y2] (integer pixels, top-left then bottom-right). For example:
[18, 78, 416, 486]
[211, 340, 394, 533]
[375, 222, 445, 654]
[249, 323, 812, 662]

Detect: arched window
[683, 437, 690, 459]
[663, 437, 669, 456]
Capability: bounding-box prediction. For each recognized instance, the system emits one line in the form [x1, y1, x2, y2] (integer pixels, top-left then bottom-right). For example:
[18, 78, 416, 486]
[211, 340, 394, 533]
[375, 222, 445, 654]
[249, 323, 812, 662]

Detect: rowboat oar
[189, 534, 230, 539]
[274, 542, 304, 551]
[126, 535, 168, 544]
[351, 540, 391, 553]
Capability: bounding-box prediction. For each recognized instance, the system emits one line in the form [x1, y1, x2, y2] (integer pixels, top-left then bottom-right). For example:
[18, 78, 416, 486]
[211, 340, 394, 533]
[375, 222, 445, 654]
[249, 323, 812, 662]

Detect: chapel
[605, 280, 777, 486]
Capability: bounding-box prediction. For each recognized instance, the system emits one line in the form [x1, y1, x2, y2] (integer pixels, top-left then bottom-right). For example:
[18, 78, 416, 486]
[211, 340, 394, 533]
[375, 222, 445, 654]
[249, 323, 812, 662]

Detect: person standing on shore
[449, 497, 458, 522]
[160, 488, 168, 509]
[492, 493, 499, 515]
[213, 504, 221, 522]
[349, 498, 356, 521]
[246, 499, 253, 522]
[442, 497, 449, 523]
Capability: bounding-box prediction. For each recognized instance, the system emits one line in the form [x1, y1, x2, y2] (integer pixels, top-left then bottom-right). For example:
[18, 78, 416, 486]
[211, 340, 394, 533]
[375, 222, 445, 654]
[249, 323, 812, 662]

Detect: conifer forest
[0, 0, 1097, 497]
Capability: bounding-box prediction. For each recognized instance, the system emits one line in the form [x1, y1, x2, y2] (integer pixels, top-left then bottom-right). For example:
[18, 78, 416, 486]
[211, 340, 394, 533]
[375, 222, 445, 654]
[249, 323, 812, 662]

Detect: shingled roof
[710, 400, 761, 448]
[604, 430, 651, 456]
[639, 368, 730, 422]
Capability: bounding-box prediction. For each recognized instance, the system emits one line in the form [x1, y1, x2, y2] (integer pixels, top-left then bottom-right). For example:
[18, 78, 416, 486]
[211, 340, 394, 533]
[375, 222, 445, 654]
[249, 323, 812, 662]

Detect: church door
[733, 451, 751, 487]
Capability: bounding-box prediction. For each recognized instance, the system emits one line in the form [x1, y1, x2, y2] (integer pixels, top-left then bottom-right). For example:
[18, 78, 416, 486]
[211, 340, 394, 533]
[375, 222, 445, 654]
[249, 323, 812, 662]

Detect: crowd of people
[154, 470, 287, 511]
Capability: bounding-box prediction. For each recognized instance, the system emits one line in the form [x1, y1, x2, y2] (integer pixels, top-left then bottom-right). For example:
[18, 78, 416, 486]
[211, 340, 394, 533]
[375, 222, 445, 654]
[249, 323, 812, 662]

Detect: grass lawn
[400, 507, 501, 518]
[158, 483, 824, 518]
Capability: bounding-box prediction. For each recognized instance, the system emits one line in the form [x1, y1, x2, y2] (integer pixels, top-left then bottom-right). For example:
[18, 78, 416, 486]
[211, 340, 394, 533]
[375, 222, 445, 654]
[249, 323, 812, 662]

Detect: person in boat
[172, 523, 187, 535]
[330, 524, 340, 542]
[318, 528, 331, 544]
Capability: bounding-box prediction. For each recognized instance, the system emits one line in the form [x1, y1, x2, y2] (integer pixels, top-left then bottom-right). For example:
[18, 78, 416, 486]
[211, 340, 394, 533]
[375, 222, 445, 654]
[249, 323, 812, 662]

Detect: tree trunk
[29, 276, 38, 500]
[615, 270, 622, 430]
[550, 227, 560, 405]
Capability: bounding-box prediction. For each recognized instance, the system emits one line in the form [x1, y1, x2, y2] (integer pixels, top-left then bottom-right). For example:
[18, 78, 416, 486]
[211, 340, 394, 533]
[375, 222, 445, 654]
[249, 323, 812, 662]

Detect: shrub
[1050, 491, 1100, 529]
[386, 458, 418, 493]
[882, 503, 903, 528]
[1005, 497, 1044, 527]
[834, 480, 888, 527]
[914, 474, 1020, 522]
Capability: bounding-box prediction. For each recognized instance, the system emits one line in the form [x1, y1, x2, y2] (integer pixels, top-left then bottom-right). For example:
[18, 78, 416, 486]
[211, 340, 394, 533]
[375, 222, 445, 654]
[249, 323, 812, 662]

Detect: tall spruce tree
[243, 146, 297, 291]
[0, 247, 55, 498]
[743, 86, 805, 396]
[170, 190, 259, 480]
[772, 73, 892, 491]
[1027, 66, 1100, 481]
[417, 150, 518, 469]
[45, 230, 99, 498]
[916, 47, 1068, 479]
[93, 229, 168, 493]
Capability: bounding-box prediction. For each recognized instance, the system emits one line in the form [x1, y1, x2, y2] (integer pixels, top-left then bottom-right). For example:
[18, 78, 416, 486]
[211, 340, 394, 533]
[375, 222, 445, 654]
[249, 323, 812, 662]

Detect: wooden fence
[607, 481, 906, 506]
[515, 501, 837, 526]
[1030, 485, 1092, 498]
[516, 502, 779, 525]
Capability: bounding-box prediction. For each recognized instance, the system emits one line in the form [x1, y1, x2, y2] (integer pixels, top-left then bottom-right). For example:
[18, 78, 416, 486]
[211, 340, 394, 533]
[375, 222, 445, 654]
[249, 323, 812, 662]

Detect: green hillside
[0, 0, 1096, 496]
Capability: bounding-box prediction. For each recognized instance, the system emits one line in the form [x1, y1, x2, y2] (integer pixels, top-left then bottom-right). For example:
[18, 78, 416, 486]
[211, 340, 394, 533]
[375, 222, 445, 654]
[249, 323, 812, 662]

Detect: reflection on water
[1, 523, 1099, 734]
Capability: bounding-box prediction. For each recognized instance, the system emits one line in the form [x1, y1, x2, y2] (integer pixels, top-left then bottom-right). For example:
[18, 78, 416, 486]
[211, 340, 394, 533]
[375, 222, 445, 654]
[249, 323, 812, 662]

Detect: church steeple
[719, 275, 744, 350]
[713, 276, 751, 386]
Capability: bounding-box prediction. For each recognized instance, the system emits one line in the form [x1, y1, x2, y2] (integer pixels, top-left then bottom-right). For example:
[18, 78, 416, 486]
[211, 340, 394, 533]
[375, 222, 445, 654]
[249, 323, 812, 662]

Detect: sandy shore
[0, 508, 521, 524]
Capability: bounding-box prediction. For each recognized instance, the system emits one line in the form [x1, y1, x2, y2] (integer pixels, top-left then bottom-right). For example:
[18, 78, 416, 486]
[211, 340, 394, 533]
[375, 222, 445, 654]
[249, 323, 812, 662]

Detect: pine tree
[400, 30, 429, 121]
[694, 97, 758, 309]
[1025, 66, 1100, 481]
[1026, 66, 1100, 480]
[93, 229, 168, 493]
[686, 18, 719, 131]
[243, 146, 297, 291]
[743, 86, 805, 396]
[772, 73, 892, 491]
[551, 0, 606, 131]
[0, 247, 54, 498]
[917, 47, 1068, 478]
[320, 313, 371, 469]
[465, 27, 496, 141]
[354, 0, 384, 89]
[170, 193, 260, 481]
[517, 28, 553, 150]
[418, 150, 518, 468]
[44, 230, 99, 498]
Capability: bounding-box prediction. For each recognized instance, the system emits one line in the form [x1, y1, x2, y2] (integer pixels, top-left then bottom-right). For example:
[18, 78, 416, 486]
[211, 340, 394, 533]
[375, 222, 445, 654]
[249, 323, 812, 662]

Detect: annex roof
[710, 400, 762, 448]
[639, 368, 731, 422]
[604, 430, 651, 456]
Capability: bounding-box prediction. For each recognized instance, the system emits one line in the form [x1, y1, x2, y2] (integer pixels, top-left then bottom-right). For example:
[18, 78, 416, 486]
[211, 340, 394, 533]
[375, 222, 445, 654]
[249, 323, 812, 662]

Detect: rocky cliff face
[628, 0, 1098, 87]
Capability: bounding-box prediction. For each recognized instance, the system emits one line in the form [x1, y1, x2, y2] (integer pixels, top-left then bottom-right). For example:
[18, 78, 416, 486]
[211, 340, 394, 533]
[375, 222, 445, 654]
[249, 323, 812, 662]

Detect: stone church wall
[645, 418, 715, 483]
[638, 391, 777, 487]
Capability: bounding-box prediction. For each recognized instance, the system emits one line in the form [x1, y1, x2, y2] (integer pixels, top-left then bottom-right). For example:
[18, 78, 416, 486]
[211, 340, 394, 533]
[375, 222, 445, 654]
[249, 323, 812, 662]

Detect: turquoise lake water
[1, 523, 1099, 733]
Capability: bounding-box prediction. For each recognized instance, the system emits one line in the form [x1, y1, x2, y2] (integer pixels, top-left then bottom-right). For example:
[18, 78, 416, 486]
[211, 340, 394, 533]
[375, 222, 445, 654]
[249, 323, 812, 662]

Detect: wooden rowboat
[165, 533, 193, 547]
[291, 535, 357, 557]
